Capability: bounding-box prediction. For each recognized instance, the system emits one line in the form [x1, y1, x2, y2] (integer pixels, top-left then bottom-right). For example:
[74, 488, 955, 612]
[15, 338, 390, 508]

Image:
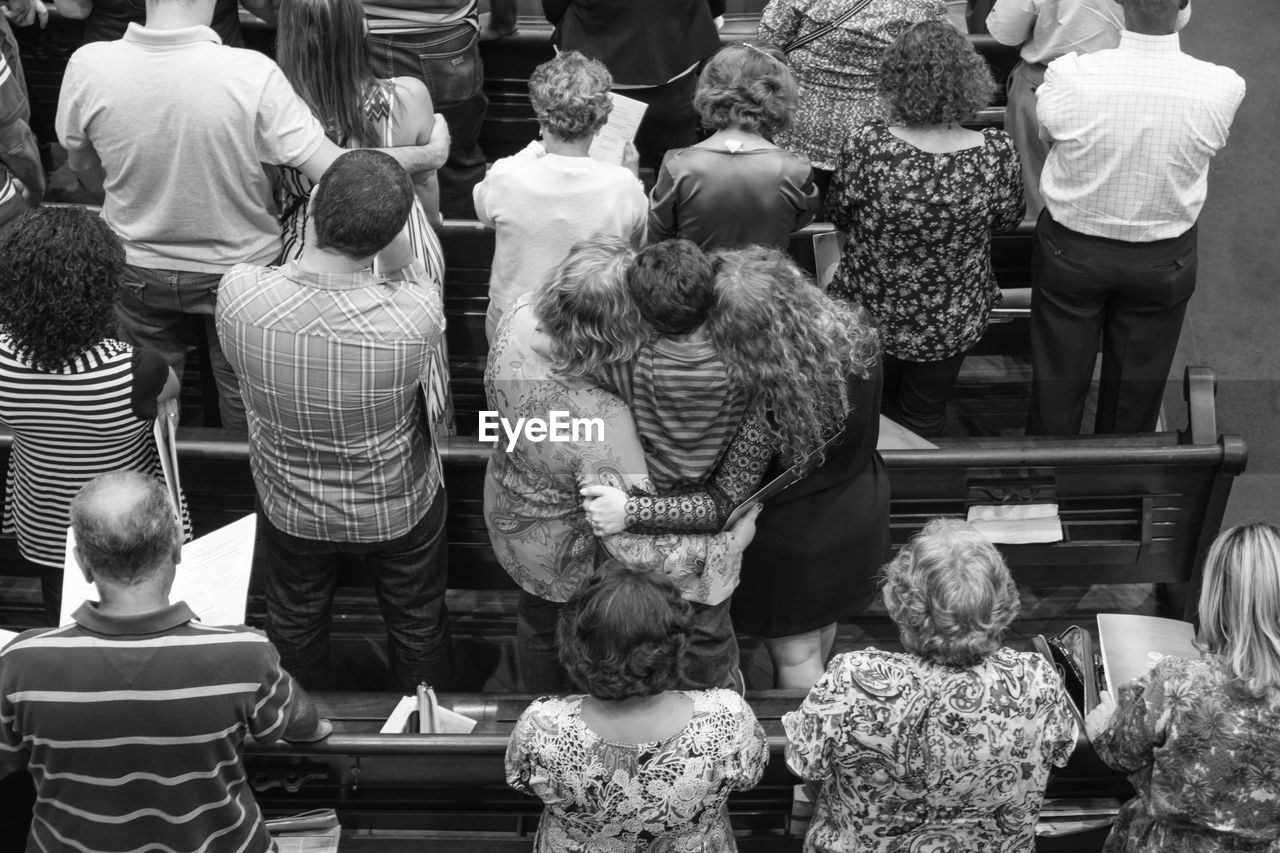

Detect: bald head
[70, 471, 179, 585]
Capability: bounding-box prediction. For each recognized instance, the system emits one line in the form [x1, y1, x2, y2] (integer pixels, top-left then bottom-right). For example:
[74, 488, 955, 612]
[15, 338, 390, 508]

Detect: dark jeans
[116, 264, 246, 430]
[620, 70, 699, 170]
[367, 22, 487, 219]
[259, 488, 453, 694]
[882, 351, 968, 438]
[1027, 211, 1198, 435]
[516, 590, 740, 694]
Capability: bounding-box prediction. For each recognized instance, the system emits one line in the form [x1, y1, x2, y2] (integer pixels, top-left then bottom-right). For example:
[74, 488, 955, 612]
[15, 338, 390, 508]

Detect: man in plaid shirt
[217, 150, 452, 693]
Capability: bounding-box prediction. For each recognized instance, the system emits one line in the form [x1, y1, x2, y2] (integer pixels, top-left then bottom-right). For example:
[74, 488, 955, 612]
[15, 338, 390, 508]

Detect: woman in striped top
[0, 207, 185, 625]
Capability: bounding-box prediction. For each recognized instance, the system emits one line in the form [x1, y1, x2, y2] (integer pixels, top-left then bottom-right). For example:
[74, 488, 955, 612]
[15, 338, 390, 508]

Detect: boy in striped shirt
[0, 471, 331, 853]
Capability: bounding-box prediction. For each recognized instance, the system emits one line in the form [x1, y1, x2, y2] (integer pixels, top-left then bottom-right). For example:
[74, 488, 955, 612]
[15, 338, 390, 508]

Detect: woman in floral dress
[1086, 523, 1280, 853]
[826, 21, 1023, 436]
[784, 519, 1078, 852]
[506, 564, 769, 853]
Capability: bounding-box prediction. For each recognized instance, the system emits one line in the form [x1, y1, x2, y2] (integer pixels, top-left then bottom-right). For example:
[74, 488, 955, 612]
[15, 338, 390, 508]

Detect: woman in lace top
[1084, 524, 1280, 853]
[785, 519, 1078, 853]
[648, 44, 818, 251]
[506, 564, 770, 853]
[826, 22, 1023, 436]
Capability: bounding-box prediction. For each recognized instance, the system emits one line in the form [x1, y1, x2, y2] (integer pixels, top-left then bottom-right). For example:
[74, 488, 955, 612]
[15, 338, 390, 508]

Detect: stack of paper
[1097, 614, 1199, 693]
[967, 503, 1063, 544]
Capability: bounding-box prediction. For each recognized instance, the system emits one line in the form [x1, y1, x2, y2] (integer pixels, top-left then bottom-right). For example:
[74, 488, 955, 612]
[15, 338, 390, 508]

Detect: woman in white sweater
[473, 50, 647, 341]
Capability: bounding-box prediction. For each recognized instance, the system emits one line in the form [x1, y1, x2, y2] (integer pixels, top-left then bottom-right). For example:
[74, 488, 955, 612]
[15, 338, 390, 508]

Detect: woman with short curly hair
[827, 20, 1024, 437]
[785, 518, 1078, 852]
[0, 207, 190, 625]
[506, 563, 769, 853]
[648, 43, 818, 250]
[474, 50, 647, 341]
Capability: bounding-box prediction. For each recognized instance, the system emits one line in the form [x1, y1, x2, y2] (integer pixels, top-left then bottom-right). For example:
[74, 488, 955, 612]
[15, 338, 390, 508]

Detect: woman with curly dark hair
[0, 207, 188, 624]
[506, 562, 768, 853]
[647, 43, 818, 251]
[785, 518, 1077, 852]
[827, 20, 1024, 437]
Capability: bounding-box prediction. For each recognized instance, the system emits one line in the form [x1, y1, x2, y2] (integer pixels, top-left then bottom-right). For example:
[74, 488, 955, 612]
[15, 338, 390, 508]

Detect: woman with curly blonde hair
[827, 20, 1024, 437]
[786, 518, 1078, 852]
[1086, 523, 1280, 853]
[585, 246, 886, 688]
[474, 50, 647, 341]
[648, 43, 819, 251]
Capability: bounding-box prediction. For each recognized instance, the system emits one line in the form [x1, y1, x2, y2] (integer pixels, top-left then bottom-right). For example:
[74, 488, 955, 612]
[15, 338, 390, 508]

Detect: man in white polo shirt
[1025, 0, 1243, 436]
[55, 0, 449, 429]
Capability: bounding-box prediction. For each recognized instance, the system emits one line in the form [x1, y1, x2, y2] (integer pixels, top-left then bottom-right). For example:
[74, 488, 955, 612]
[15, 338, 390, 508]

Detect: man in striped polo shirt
[0, 471, 331, 852]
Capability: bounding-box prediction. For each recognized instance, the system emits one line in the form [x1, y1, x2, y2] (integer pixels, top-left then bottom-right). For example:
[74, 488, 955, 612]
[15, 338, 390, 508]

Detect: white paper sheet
[588, 92, 648, 166]
[0, 628, 18, 647]
[60, 514, 257, 626]
[380, 694, 478, 734]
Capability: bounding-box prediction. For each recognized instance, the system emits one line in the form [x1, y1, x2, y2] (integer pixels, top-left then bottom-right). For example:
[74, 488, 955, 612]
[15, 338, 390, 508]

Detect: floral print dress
[505, 689, 770, 853]
[826, 124, 1024, 362]
[784, 648, 1077, 853]
[1093, 656, 1280, 853]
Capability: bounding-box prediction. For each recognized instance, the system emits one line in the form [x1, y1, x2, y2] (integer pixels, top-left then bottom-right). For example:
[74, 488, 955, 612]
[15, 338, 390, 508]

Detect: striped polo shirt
[631, 336, 748, 492]
[0, 602, 322, 853]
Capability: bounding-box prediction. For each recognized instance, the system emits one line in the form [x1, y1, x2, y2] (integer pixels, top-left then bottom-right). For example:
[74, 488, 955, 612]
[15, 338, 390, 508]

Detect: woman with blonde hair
[1086, 523, 1280, 852]
[648, 43, 818, 251]
[275, 0, 453, 432]
[785, 519, 1077, 851]
[484, 237, 759, 693]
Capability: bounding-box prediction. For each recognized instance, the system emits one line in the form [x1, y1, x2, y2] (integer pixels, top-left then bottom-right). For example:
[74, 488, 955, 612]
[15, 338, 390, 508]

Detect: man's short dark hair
[557, 562, 692, 700]
[627, 240, 714, 336]
[311, 149, 414, 259]
[70, 471, 178, 585]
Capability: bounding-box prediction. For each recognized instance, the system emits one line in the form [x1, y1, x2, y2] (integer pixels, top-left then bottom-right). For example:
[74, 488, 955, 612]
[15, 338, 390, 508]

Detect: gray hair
[70, 471, 178, 585]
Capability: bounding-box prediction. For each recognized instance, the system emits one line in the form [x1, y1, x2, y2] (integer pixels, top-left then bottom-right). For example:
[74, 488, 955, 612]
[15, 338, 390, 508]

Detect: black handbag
[1032, 625, 1103, 720]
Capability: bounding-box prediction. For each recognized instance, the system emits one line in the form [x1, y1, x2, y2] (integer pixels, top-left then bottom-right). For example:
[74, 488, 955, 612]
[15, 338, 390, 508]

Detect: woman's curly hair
[707, 246, 879, 471]
[534, 236, 647, 382]
[881, 518, 1020, 668]
[529, 50, 614, 142]
[695, 43, 797, 136]
[558, 561, 693, 700]
[0, 206, 124, 372]
[879, 21, 996, 126]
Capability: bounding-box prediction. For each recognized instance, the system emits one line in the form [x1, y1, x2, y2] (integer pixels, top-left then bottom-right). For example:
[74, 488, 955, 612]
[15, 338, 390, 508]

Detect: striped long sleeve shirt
[0, 602, 324, 853]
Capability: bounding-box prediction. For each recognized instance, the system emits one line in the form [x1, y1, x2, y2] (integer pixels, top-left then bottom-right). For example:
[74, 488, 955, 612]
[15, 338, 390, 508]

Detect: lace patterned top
[506, 690, 770, 853]
[1092, 656, 1280, 853]
[827, 124, 1024, 361]
[784, 648, 1078, 853]
[483, 295, 744, 604]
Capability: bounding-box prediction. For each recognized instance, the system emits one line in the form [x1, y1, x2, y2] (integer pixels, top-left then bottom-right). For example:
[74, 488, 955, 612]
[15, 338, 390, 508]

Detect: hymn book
[1096, 613, 1200, 694]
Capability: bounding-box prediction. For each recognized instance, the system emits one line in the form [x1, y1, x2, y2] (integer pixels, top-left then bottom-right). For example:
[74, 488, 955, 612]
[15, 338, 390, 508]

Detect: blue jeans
[115, 264, 246, 430]
[366, 22, 487, 219]
[258, 488, 454, 694]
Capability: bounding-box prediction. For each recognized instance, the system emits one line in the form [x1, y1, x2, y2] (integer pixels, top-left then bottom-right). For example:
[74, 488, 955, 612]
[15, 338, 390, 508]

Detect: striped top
[0, 334, 182, 567]
[630, 336, 748, 492]
[217, 260, 444, 542]
[0, 47, 28, 221]
[0, 601, 325, 853]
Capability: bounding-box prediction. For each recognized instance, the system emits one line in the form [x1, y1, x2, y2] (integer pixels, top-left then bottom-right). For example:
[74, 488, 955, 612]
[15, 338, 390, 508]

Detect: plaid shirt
[217, 259, 443, 542]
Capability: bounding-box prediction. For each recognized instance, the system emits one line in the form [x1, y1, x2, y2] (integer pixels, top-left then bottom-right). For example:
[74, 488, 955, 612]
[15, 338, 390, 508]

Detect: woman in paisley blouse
[506, 563, 769, 853]
[826, 21, 1023, 436]
[1085, 523, 1280, 853]
[785, 518, 1078, 852]
[757, 0, 947, 190]
[484, 237, 760, 693]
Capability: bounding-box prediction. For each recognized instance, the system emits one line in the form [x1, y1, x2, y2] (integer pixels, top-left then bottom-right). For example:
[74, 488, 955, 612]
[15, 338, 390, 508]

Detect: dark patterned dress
[505, 689, 769, 853]
[784, 648, 1077, 852]
[827, 124, 1024, 362]
[1093, 656, 1280, 853]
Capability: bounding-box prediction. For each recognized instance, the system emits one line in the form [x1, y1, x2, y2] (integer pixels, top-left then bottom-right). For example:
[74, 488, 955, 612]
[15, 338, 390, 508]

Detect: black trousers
[619, 70, 699, 170]
[1027, 211, 1198, 435]
[882, 351, 967, 438]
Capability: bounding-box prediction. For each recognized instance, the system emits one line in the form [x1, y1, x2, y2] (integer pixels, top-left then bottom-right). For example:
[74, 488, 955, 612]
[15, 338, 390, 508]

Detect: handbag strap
[782, 0, 877, 54]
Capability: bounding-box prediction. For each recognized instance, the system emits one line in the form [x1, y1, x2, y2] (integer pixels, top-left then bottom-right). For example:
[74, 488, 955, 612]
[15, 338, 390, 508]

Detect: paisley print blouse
[1093, 656, 1280, 853]
[506, 690, 770, 853]
[827, 124, 1024, 362]
[784, 648, 1077, 852]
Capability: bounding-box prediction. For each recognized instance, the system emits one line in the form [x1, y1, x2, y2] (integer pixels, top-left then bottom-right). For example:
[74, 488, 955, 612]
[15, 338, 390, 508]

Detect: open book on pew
[1097, 614, 1200, 694]
[59, 515, 256, 626]
[265, 808, 340, 853]
[381, 689, 478, 735]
